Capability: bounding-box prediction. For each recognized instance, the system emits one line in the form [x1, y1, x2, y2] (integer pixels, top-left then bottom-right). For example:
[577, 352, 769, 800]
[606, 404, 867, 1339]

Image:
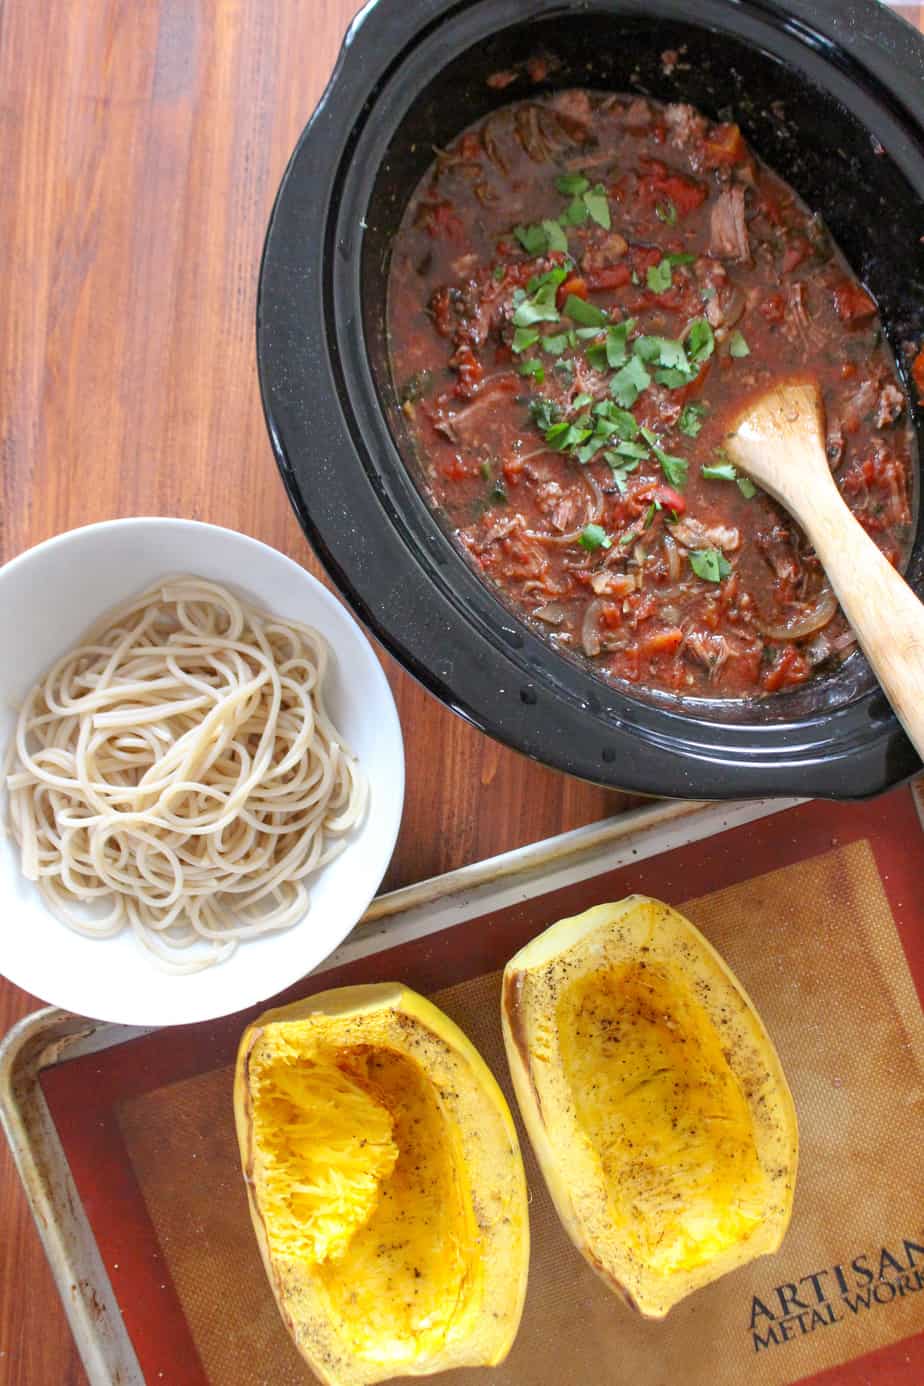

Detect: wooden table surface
[0, 3, 920, 1382]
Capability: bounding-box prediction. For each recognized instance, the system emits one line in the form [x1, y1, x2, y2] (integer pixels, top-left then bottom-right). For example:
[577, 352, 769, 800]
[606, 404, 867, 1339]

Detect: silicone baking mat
[40, 790, 924, 1386]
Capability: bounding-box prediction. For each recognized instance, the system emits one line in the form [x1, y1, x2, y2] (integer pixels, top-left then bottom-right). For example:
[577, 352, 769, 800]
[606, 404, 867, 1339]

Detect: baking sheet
[4, 790, 924, 1384]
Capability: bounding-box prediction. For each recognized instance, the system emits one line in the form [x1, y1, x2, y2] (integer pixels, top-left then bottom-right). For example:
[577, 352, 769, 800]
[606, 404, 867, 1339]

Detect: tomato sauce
[387, 92, 916, 697]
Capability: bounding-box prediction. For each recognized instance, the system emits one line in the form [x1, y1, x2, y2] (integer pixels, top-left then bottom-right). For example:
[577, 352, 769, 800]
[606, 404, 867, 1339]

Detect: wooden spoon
[725, 376, 924, 761]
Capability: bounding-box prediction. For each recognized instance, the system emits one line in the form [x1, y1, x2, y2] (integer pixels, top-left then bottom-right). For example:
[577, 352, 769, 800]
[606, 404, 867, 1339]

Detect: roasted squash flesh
[236, 984, 529, 1386]
[558, 962, 769, 1278]
[502, 897, 798, 1318]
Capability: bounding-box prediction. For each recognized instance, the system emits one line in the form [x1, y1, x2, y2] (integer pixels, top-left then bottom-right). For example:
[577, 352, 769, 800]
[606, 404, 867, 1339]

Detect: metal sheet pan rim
[0, 793, 801, 1386]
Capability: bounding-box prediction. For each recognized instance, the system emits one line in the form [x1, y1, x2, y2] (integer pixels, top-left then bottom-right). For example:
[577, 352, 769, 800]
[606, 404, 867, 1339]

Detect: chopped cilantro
[514, 223, 548, 256]
[641, 426, 688, 490]
[518, 358, 545, 381]
[579, 523, 611, 551]
[728, 329, 751, 357]
[585, 341, 608, 371]
[603, 452, 642, 493]
[678, 399, 709, 435]
[493, 265, 505, 282]
[542, 332, 569, 356]
[555, 173, 590, 196]
[737, 475, 758, 499]
[479, 460, 492, 481]
[643, 502, 657, 528]
[528, 396, 561, 431]
[562, 196, 589, 226]
[593, 400, 638, 439]
[689, 548, 731, 582]
[655, 199, 678, 225]
[701, 461, 738, 481]
[686, 318, 716, 367]
[646, 253, 695, 293]
[512, 270, 564, 326]
[564, 295, 608, 327]
[606, 319, 634, 368]
[512, 326, 540, 354]
[553, 357, 575, 381]
[543, 219, 569, 253]
[584, 185, 611, 229]
[610, 354, 651, 408]
[572, 392, 593, 410]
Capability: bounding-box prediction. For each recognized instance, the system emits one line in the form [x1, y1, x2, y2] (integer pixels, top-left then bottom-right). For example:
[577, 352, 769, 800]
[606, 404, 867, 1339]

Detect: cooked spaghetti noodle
[4, 576, 367, 971]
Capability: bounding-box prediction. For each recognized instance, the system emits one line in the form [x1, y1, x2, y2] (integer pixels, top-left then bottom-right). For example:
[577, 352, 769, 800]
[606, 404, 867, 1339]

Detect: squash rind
[501, 896, 798, 1318]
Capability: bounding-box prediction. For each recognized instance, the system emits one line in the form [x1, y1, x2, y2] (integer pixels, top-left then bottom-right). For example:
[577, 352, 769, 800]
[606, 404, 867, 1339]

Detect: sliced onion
[525, 470, 605, 545]
[534, 602, 568, 625]
[755, 587, 838, 641]
[581, 598, 605, 657]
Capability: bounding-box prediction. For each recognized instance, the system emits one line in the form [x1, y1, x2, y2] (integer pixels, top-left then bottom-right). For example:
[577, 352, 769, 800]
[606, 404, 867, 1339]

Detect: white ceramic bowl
[0, 518, 404, 1026]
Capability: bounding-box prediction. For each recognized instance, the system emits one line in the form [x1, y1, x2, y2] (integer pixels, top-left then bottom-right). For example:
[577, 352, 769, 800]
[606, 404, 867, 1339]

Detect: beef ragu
[386, 91, 916, 698]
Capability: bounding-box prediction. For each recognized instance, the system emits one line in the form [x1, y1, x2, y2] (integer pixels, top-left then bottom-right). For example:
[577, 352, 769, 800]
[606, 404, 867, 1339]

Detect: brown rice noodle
[3, 576, 367, 972]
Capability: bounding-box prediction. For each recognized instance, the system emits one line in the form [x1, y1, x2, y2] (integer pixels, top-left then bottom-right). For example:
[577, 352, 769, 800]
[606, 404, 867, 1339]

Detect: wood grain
[0, 4, 627, 1382]
[0, 4, 919, 1383]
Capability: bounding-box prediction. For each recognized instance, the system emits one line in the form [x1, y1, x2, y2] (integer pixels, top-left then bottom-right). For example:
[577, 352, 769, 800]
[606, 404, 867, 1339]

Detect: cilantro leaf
[514, 223, 548, 256]
[728, 329, 751, 357]
[679, 401, 707, 437]
[605, 320, 633, 368]
[641, 426, 688, 490]
[689, 549, 732, 583]
[565, 295, 608, 327]
[610, 355, 651, 407]
[646, 253, 695, 293]
[562, 196, 589, 226]
[518, 358, 545, 381]
[542, 332, 569, 356]
[686, 318, 715, 366]
[737, 475, 757, 499]
[608, 439, 648, 459]
[701, 461, 738, 481]
[583, 185, 611, 229]
[513, 277, 562, 327]
[556, 173, 590, 196]
[593, 400, 638, 439]
[585, 342, 607, 371]
[512, 326, 540, 354]
[528, 396, 561, 431]
[542, 219, 569, 253]
[579, 523, 611, 551]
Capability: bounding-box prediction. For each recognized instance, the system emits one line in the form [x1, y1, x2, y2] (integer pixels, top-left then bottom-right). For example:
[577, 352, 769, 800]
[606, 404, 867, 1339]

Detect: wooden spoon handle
[797, 467, 924, 762]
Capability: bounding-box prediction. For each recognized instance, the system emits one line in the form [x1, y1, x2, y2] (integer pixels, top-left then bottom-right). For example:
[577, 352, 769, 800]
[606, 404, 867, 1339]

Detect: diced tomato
[703, 122, 747, 167]
[781, 236, 812, 274]
[833, 280, 876, 325]
[639, 171, 707, 219]
[840, 361, 857, 380]
[636, 483, 686, 515]
[642, 627, 684, 656]
[632, 245, 663, 272]
[600, 603, 623, 630]
[451, 344, 483, 398]
[557, 274, 588, 308]
[912, 346, 924, 402]
[761, 645, 811, 692]
[759, 292, 786, 324]
[585, 263, 631, 292]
